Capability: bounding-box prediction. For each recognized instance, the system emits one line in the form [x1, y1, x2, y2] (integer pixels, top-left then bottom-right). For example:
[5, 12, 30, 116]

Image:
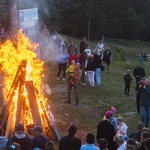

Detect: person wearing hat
[32, 126, 50, 150]
[0, 126, 8, 150]
[7, 123, 32, 150]
[66, 60, 76, 84]
[123, 69, 132, 96]
[96, 111, 117, 150]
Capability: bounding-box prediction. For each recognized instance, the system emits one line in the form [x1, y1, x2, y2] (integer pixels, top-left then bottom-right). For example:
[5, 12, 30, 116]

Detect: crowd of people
[53, 34, 112, 106]
[0, 123, 54, 150]
[1, 109, 150, 150]
[0, 26, 150, 150]
[58, 106, 150, 150]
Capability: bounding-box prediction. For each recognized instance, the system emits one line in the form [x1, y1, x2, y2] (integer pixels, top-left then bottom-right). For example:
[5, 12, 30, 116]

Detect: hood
[0, 136, 8, 144]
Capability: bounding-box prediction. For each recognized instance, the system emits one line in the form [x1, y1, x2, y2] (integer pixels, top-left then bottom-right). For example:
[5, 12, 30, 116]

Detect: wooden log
[15, 61, 26, 126]
[0, 76, 20, 127]
[25, 81, 42, 126]
[43, 104, 61, 142]
[0, 61, 26, 128]
[5, 112, 14, 138]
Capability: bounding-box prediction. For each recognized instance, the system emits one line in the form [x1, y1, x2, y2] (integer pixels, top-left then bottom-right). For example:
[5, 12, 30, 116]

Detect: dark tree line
[42, 0, 150, 41]
[1, 0, 150, 40]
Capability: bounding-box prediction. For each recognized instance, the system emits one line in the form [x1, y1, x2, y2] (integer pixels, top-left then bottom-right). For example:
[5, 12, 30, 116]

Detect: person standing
[85, 54, 95, 87]
[140, 78, 150, 127]
[66, 63, 82, 106]
[32, 126, 50, 150]
[103, 47, 112, 74]
[95, 39, 105, 59]
[0, 126, 8, 150]
[133, 64, 146, 85]
[68, 40, 78, 55]
[78, 52, 87, 85]
[135, 78, 145, 115]
[123, 69, 132, 96]
[94, 52, 102, 87]
[96, 111, 117, 150]
[57, 49, 69, 81]
[59, 125, 77, 150]
[80, 133, 100, 150]
[80, 37, 88, 54]
[8, 123, 32, 150]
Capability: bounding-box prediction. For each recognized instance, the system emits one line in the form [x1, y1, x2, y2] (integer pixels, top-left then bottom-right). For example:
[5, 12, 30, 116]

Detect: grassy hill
[45, 38, 150, 146]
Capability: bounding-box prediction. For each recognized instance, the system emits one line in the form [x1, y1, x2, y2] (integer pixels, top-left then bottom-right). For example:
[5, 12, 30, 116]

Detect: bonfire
[0, 30, 60, 142]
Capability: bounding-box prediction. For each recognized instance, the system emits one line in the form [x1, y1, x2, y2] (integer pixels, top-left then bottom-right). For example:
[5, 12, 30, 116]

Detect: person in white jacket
[117, 117, 128, 136]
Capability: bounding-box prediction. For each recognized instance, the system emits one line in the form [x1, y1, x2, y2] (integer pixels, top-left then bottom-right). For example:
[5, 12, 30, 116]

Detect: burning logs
[0, 61, 60, 142]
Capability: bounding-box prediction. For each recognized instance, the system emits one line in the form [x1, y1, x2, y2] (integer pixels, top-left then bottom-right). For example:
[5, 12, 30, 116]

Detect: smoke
[13, 0, 60, 64]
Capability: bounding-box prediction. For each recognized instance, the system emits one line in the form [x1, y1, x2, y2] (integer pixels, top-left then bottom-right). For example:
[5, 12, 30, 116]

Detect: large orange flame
[0, 30, 50, 135]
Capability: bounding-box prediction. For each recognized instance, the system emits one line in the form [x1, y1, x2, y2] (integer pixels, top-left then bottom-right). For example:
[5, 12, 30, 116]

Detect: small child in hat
[66, 60, 76, 84]
[123, 69, 132, 96]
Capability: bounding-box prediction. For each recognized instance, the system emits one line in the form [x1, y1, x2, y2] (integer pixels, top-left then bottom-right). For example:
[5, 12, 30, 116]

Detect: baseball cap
[33, 126, 43, 132]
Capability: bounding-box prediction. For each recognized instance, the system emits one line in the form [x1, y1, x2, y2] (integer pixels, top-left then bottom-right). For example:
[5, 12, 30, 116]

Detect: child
[123, 69, 132, 96]
[66, 60, 76, 84]
[98, 138, 108, 150]
[117, 117, 128, 136]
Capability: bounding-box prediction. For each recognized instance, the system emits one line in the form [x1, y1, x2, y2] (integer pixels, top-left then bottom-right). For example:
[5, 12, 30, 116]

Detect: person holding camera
[133, 64, 146, 85]
[140, 78, 150, 127]
[135, 77, 145, 115]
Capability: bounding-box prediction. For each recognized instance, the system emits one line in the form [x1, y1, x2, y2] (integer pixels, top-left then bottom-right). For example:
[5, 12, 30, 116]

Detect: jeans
[141, 105, 150, 127]
[95, 68, 101, 86]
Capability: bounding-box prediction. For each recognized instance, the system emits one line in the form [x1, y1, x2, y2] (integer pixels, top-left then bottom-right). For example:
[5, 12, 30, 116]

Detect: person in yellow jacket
[66, 60, 76, 84]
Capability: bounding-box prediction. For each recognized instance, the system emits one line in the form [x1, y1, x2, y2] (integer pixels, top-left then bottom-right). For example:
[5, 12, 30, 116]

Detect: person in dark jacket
[96, 111, 117, 150]
[140, 78, 150, 127]
[93, 51, 102, 87]
[8, 123, 32, 150]
[80, 37, 88, 54]
[135, 77, 145, 115]
[32, 126, 50, 150]
[85, 54, 95, 87]
[123, 69, 132, 96]
[103, 46, 112, 74]
[59, 125, 77, 150]
[133, 64, 146, 85]
[129, 122, 145, 142]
